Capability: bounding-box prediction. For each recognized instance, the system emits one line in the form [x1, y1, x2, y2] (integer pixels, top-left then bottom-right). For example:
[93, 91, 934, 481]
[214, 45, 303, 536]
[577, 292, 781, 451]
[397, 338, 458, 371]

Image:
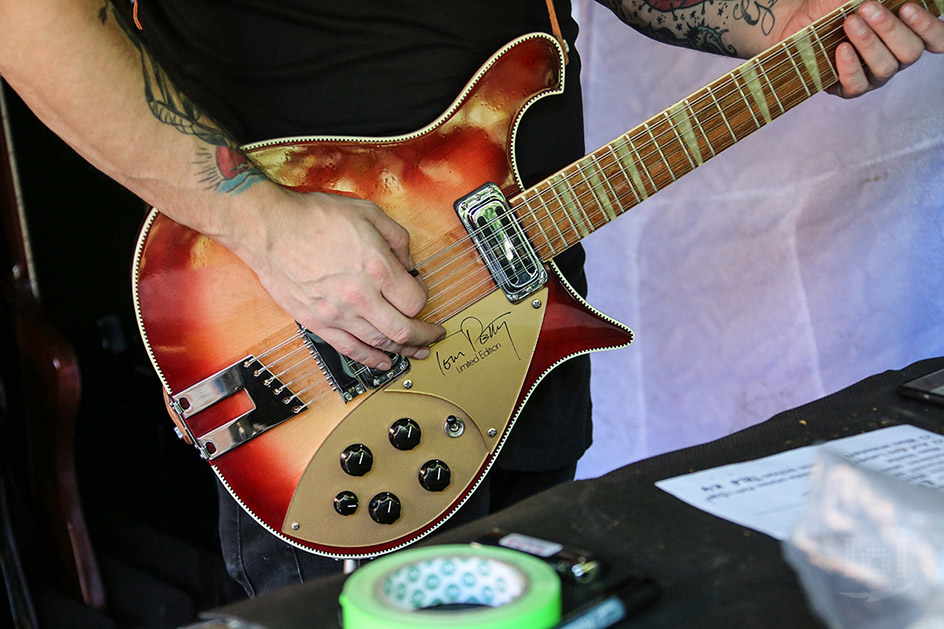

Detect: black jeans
[218, 462, 578, 596]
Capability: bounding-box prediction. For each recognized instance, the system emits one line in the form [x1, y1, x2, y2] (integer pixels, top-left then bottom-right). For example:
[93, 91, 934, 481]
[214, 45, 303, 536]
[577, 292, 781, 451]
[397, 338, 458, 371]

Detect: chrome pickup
[171, 356, 307, 459]
[455, 182, 547, 302]
[301, 328, 409, 403]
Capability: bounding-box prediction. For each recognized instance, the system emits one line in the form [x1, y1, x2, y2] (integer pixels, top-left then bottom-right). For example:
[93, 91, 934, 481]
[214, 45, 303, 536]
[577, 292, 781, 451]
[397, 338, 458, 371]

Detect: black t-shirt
[139, 0, 592, 469]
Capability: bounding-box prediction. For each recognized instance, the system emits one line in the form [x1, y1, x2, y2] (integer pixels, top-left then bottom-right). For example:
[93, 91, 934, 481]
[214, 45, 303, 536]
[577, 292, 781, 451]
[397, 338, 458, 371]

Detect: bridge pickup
[455, 182, 547, 302]
[301, 328, 409, 403]
[171, 356, 307, 460]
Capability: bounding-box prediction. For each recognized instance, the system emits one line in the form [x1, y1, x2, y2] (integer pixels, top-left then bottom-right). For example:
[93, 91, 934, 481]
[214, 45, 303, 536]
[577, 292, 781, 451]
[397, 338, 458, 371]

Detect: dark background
[0, 81, 244, 628]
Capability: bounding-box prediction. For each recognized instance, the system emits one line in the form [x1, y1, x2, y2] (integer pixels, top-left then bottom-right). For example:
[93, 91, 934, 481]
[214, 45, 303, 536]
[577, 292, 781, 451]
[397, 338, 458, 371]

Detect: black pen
[556, 577, 660, 629]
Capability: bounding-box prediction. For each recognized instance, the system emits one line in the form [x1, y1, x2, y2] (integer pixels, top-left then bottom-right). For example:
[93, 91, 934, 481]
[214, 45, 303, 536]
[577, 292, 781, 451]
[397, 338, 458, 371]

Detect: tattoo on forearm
[600, 0, 779, 56]
[733, 0, 778, 35]
[105, 2, 263, 194]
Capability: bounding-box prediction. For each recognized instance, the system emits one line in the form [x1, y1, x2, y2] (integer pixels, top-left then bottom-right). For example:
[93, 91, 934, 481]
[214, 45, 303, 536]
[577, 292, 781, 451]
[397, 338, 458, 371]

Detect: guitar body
[133, 33, 634, 557]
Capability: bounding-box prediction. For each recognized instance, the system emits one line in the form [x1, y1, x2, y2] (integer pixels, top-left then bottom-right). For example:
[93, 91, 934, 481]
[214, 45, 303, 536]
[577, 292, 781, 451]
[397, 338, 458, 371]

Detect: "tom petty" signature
[435, 312, 519, 376]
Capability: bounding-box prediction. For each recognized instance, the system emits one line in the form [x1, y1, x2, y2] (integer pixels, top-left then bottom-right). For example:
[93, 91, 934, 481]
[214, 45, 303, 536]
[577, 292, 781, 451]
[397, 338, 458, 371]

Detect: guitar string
[388, 0, 875, 307]
[374, 0, 919, 297]
[245, 9, 850, 403]
[359, 0, 922, 313]
[234, 3, 884, 409]
[416, 16, 850, 318]
[265, 66, 827, 412]
[394, 0, 865, 283]
[415, 7, 855, 302]
[332, 0, 930, 395]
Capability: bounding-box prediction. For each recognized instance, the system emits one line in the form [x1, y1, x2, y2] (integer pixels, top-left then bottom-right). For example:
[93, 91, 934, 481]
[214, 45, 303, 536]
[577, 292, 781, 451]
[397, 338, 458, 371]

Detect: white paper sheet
[655, 424, 944, 540]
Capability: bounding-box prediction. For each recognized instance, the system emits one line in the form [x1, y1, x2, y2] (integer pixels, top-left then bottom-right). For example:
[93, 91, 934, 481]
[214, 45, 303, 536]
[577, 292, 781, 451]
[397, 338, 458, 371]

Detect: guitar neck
[513, 0, 942, 260]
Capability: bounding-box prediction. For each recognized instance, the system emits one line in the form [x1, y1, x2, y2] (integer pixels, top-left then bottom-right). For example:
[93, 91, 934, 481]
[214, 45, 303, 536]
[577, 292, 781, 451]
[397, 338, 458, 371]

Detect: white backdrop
[572, 0, 944, 479]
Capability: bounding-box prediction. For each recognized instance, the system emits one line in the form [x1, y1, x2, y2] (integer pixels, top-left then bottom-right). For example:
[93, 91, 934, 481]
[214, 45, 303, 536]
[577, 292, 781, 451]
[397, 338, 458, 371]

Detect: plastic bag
[783, 449, 944, 629]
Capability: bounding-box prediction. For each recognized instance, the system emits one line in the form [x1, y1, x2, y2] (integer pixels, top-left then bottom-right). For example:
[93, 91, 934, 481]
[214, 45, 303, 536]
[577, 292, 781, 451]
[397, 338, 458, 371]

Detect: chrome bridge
[301, 328, 409, 403]
[171, 356, 307, 460]
[455, 183, 547, 302]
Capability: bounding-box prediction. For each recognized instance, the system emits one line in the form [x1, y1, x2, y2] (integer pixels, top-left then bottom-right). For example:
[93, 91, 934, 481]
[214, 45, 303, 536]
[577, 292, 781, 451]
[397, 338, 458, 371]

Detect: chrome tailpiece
[171, 356, 306, 459]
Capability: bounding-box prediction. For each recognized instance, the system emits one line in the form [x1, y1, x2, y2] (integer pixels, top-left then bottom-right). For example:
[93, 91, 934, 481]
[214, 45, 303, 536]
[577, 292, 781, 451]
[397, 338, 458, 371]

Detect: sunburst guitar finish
[133, 34, 633, 558]
[136, 0, 944, 558]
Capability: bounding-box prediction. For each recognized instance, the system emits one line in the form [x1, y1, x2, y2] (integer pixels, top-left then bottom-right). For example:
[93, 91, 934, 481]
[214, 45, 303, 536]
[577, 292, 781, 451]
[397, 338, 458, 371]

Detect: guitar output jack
[444, 415, 465, 438]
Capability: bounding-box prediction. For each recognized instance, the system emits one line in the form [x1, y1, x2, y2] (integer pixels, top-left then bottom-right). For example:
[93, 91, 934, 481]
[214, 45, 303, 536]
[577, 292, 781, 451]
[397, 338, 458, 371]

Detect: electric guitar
[133, 0, 942, 558]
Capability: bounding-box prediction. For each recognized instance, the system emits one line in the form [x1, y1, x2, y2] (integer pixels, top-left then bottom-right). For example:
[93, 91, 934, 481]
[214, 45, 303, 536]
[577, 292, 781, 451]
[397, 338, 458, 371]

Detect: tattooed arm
[597, 0, 944, 96]
[0, 0, 443, 368]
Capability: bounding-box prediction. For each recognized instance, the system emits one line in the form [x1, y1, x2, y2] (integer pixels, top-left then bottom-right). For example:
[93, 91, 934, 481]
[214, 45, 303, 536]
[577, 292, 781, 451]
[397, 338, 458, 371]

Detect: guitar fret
[599, 163, 623, 219]
[706, 84, 738, 144]
[665, 106, 701, 168]
[756, 59, 785, 115]
[523, 199, 554, 253]
[574, 167, 601, 226]
[739, 62, 773, 124]
[569, 171, 597, 233]
[585, 158, 620, 221]
[731, 73, 762, 129]
[810, 28, 840, 84]
[541, 183, 576, 246]
[645, 126, 678, 183]
[784, 40, 813, 98]
[614, 139, 652, 200]
[607, 143, 643, 204]
[540, 188, 568, 250]
[793, 32, 825, 92]
[686, 98, 715, 158]
[552, 177, 589, 237]
[636, 139, 659, 194]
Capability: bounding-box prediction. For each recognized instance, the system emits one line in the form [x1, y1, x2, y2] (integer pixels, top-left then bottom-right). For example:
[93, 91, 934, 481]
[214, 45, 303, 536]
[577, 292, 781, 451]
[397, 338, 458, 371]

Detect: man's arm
[0, 0, 444, 370]
[597, 0, 944, 97]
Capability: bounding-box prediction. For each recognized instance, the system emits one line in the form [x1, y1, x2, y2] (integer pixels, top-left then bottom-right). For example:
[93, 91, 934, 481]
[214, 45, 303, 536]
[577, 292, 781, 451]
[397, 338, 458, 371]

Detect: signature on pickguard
[436, 312, 519, 376]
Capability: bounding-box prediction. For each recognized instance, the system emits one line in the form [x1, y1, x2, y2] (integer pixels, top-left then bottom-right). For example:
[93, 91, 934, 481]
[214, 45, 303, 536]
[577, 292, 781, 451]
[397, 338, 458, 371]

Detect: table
[203, 357, 944, 628]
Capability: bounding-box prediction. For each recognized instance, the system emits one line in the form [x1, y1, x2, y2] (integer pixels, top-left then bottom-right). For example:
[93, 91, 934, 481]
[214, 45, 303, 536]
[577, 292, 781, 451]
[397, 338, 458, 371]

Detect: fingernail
[860, 2, 881, 20]
[414, 348, 430, 360]
[378, 360, 392, 371]
[900, 3, 919, 21]
[848, 14, 868, 36]
[840, 42, 858, 62]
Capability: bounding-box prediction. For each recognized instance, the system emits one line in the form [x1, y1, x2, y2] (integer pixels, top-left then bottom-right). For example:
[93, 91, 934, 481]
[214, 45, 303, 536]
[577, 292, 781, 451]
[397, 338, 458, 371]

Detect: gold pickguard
[282, 287, 546, 549]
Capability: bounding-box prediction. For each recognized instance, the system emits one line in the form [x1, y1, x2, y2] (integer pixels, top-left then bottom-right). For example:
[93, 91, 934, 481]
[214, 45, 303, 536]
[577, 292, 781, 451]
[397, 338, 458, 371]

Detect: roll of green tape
[340, 544, 561, 629]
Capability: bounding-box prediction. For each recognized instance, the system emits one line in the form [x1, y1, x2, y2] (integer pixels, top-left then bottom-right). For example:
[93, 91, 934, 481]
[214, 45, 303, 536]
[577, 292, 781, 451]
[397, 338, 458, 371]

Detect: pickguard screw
[403, 380, 413, 389]
[531, 299, 542, 309]
[488, 428, 497, 437]
[291, 522, 300, 530]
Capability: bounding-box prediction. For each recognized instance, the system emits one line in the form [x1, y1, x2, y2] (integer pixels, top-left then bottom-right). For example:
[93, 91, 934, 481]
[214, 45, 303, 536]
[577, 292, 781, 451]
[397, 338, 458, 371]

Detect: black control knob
[388, 418, 421, 450]
[368, 492, 401, 524]
[340, 444, 373, 476]
[418, 460, 451, 492]
[334, 491, 358, 516]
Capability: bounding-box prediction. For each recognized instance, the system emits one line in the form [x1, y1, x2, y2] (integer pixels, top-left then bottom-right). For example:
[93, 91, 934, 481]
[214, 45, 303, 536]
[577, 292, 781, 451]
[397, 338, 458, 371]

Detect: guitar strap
[544, 0, 571, 64]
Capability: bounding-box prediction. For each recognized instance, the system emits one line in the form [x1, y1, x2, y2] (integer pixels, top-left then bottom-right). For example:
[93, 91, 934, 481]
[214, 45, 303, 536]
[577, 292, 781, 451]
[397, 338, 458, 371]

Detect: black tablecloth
[204, 357, 944, 628]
